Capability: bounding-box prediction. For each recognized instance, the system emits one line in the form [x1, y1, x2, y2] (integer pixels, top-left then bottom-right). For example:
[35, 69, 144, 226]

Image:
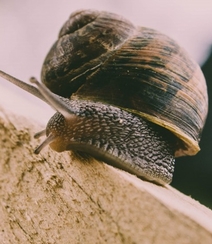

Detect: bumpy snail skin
[40, 104, 176, 185]
[47, 101, 175, 185]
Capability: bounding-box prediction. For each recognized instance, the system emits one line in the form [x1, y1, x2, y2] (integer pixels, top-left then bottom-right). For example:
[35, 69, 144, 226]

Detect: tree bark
[0, 107, 212, 244]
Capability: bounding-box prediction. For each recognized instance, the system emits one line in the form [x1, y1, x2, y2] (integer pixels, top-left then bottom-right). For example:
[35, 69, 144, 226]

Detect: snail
[0, 10, 208, 185]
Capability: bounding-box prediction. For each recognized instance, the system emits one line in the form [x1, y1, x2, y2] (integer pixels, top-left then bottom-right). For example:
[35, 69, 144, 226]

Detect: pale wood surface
[0, 107, 212, 244]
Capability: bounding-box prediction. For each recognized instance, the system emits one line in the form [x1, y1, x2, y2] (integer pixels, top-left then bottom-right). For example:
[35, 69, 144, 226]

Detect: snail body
[0, 10, 208, 185]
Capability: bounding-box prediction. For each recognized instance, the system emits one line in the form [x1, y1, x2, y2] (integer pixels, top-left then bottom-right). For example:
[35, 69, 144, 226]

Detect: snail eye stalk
[30, 77, 75, 120]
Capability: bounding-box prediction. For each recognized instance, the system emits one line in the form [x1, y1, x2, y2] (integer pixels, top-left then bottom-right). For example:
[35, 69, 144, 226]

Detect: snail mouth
[34, 133, 57, 154]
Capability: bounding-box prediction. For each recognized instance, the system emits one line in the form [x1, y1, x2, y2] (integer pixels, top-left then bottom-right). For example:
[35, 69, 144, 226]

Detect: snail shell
[42, 10, 208, 157]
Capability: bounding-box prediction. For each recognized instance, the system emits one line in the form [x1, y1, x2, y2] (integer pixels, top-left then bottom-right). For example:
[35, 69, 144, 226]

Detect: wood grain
[0, 107, 212, 244]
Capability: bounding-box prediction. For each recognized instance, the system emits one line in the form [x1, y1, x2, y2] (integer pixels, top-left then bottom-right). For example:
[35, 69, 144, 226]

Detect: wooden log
[0, 107, 212, 244]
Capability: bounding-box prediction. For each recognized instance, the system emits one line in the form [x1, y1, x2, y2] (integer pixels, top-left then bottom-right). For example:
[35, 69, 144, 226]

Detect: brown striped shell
[41, 9, 208, 157]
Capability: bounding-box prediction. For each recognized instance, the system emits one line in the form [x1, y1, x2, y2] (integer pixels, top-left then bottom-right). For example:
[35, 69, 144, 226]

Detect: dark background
[172, 49, 212, 209]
